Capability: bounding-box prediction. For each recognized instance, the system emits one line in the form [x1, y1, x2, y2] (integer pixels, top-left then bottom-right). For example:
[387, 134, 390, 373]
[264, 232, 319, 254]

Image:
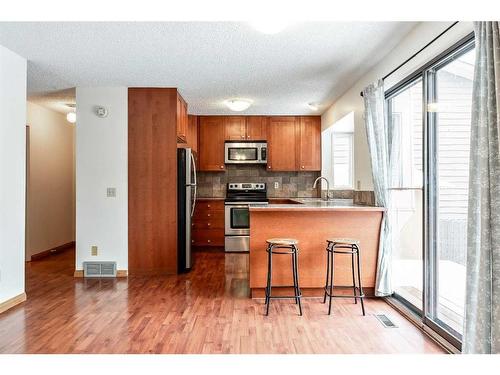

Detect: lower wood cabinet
[192, 200, 225, 247]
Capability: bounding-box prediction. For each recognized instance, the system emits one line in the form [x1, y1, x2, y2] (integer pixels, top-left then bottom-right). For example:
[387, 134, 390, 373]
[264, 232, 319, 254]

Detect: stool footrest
[324, 286, 365, 298]
[266, 295, 302, 300]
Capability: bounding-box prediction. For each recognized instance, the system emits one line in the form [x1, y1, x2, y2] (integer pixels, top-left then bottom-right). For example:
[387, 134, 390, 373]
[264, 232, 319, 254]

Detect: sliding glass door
[387, 37, 475, 348]
[425, 47, 475, 339]
[388, 79, 424, 312]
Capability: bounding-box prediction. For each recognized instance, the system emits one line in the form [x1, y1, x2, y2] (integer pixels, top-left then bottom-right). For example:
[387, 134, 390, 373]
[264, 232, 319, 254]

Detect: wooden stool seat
[326, 238, 359, 246]
[266, 238, 299, 246]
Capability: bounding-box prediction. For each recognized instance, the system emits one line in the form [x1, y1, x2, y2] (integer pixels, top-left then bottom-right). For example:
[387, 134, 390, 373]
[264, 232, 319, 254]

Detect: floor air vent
[375, 314, 398, 328]
[83, 261, 117, 278]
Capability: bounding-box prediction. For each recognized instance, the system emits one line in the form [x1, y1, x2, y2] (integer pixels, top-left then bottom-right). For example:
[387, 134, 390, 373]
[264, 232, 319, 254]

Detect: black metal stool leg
[293, 247, 302, 316]
[323, 243, 331, 304]
[265, 244, 273, 316]
[328, 247, 334, 315]
[291, 247, 298, 305]
[355, 245, 365, 316]
[351, 248, 357, 304]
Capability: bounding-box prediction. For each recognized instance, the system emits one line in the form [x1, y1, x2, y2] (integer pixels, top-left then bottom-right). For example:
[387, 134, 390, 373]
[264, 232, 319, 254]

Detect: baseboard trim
[30, 241, 75, 261]
[74, 269, 128, 278]
[0, 292, 27, 315]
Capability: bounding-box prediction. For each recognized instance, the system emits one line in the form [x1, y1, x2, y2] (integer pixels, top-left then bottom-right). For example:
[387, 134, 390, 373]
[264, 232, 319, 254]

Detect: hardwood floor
[0, 248, 445, 354]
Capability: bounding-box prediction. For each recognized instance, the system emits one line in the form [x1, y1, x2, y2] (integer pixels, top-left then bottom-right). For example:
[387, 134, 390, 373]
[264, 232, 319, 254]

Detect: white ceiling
[0, 22, 418, 115]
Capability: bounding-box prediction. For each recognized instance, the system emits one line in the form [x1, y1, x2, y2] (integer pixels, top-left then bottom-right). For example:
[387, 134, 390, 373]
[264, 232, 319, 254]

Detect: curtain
[463, 22, 500, 354]
[363, 79, 393, 296]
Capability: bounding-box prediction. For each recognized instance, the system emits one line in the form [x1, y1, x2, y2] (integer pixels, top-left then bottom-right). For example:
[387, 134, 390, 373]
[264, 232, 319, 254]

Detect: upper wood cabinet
[267, 116, 298, 171]
[176, 93, 188, 143]
[199, 116, 226, 171]
[246, 116, 267, 141]
[224, 116, 268, 141]
[187, 115, 198, 155]
[297, 116, 321, 171]
[224, 116, 247, 140]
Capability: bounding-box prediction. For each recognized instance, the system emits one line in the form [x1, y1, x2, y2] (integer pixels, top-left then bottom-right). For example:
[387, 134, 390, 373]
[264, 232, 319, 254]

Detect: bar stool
[323, 238, 365, 316]
[265, 238, 302, 316]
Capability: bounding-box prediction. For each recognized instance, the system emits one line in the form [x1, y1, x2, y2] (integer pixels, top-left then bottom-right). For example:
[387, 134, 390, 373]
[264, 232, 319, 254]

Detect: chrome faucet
[313, 176, 331, 201]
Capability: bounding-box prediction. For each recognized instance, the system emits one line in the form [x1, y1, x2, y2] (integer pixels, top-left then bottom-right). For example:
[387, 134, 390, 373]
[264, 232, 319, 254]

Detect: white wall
[26, 102, 75, 259]
[0, 45, 27, 303]
[76, 87, 128, 271]
[321, 21, 474, 191]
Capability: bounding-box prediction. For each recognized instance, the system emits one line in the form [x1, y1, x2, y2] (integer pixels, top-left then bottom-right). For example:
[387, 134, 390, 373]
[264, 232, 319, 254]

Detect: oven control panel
[228, 183, 266, 190]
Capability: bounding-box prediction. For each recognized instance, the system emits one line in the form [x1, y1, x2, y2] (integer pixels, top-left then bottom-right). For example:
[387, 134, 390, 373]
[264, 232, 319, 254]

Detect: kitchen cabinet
[246, 116, 267, 140]
[297, 116, 321, 171]
[176, 93, 188, 143]
[128, 88, 178, 275]
[192, 200, 225, 247]
[198, 116, 226, 171]
[224, 116, 247, 140]
[267, 116, 298, 171]
[178, 115, 199, 154]
[224, 116, 268, 141]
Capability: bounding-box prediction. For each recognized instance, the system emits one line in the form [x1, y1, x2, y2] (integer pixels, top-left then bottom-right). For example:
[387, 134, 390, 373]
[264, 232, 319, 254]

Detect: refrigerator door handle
[190, 152, 197, 217]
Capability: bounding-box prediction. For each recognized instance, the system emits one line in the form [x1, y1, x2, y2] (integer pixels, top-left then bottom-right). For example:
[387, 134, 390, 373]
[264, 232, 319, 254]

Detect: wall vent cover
[375, 314, 398, 328]
[83, 261, 117, 278]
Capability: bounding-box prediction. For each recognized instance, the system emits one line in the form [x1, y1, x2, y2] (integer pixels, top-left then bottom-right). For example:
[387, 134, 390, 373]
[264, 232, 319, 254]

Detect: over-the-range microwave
[224, 141, 267, 164]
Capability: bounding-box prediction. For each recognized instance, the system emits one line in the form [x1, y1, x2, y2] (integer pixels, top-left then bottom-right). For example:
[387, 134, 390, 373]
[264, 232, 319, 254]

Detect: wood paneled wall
[128, 88, 178, 275]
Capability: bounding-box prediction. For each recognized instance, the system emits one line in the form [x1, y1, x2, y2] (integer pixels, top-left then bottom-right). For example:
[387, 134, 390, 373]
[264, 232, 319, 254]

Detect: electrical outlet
[107, 187, 116, 197]
[274, 182, 279, 189]
[357, 180, 361, 190]
[91, 246, 98, 256]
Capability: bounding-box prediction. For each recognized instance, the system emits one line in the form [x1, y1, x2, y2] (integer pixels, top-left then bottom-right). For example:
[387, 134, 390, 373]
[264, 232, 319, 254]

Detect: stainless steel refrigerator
[177, 148, 197, 272]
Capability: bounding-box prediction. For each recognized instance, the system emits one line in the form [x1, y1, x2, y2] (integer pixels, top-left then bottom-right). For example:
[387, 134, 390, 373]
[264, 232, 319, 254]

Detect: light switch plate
[107, 187, 116, 197]
[91, 246, 98, 256]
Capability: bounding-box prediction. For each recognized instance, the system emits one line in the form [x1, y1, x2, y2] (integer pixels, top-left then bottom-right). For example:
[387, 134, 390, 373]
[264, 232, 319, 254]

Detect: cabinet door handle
[241, 135, 245, 139]
[268, 165, 271, 169]
[207, 223, 211, 226]
[247, 135, 250, 139]
[207, 204, 211, 208]
[301, 166, 305, 169]
[207, 213, 211, 217]
[220, 165, 224, 169]
[207, 239, 211, 243]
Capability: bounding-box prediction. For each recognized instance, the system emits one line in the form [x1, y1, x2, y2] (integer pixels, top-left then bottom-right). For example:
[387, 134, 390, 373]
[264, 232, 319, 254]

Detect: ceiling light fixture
[250, 20, 290, 34]
[307, 102, 319, 111]
[66, 112, 76, 123]
[224, 98, 253, 112]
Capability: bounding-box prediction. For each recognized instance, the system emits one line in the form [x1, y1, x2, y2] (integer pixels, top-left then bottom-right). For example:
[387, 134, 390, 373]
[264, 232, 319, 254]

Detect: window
[332, 132, 353, 189]
[321, 111, 355, 190]
[386, 35, 475, 348]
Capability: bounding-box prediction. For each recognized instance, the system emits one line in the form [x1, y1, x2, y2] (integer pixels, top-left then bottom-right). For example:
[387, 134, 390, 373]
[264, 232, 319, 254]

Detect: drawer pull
[207, 239, 211, 243]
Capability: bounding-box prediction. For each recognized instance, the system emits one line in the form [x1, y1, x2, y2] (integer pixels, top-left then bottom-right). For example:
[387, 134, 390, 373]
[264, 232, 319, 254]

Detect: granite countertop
[250, 198, 385, 212]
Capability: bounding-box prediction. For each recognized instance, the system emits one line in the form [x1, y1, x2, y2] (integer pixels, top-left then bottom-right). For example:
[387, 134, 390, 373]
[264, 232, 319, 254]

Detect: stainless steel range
[224, 183, 268, 252]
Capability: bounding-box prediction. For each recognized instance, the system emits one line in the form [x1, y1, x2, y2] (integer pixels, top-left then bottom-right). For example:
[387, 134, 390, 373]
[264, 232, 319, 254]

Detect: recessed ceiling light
[66, 112, 76, 123]
[250, 20, 290, 34]
[224, 99, 253, 112]
[307, 102, 319, 111]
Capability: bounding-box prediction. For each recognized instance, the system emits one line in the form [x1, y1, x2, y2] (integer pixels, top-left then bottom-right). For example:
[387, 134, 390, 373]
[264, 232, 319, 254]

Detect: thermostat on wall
[94, 106, 108, 118]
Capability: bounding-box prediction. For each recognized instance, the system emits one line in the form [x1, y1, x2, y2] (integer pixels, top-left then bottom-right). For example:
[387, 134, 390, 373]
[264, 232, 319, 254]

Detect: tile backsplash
[196, 165, 376, 205]
[196, 165, 321, 198]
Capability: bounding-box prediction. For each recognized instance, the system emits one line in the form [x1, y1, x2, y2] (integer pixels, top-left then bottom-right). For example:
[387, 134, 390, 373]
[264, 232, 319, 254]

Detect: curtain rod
[359, 21, 460, 97]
